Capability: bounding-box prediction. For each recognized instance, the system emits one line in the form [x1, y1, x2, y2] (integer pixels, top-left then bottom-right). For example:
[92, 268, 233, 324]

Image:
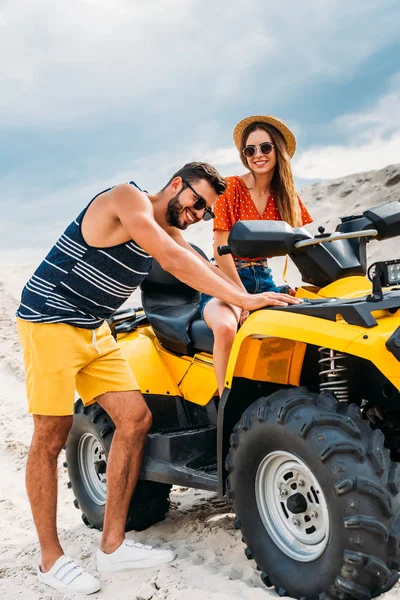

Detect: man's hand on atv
[242, 291, 303, 312]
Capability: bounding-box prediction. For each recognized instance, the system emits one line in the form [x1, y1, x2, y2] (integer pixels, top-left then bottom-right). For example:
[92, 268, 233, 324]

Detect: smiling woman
[199, 115, 313, 396]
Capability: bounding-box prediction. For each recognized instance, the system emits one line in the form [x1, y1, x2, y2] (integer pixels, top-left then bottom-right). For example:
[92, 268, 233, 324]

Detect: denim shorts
[199, 263, 284, 318]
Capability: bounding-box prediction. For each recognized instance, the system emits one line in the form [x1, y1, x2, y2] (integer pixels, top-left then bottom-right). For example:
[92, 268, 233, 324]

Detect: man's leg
[18, 320, 101, 592]
[26, 415, 72, 572]
[95, 390, 152, 553]
[76, 326, 175, 572]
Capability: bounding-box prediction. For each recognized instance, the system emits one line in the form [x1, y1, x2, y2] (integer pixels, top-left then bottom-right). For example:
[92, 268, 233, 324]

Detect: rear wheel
[226, 387, 400, 600]
[65, 400, 171, 532]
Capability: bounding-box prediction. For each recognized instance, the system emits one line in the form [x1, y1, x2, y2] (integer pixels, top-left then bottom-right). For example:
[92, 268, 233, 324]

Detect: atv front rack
[267, 290, 400, 328]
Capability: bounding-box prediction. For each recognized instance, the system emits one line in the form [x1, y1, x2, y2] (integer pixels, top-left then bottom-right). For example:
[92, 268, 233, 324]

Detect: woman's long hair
[240, 122, 302, 227]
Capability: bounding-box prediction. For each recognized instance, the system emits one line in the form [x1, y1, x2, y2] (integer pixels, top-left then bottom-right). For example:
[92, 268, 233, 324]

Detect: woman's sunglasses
[181, 179, 215, 221]
[242, 142, 275, 158]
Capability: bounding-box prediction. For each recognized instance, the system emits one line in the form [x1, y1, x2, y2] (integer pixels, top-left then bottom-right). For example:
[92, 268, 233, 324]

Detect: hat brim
[233, 115, 296, 158]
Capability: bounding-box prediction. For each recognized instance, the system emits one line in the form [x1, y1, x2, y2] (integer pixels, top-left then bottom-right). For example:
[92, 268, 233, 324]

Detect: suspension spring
[318, 347, 349, 402]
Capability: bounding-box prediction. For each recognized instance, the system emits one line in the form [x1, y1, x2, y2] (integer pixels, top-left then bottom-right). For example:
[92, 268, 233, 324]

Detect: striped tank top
[16, 181, 153, 329]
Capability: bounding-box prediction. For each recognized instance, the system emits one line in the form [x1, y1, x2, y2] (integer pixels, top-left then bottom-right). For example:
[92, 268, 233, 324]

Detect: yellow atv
[66, 201, 400, 600]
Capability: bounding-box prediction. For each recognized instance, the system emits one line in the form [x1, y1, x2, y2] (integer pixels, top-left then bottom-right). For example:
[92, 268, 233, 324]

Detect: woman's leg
[203, 298, 241, 397]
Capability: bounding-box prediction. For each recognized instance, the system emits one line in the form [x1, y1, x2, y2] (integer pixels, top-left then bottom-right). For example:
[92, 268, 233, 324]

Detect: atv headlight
[368, 259, 400, 287]
[387, 261, 400, 285]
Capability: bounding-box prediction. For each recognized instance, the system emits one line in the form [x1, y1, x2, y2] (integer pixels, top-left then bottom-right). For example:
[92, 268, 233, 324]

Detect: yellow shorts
[16, 318, 139, 416]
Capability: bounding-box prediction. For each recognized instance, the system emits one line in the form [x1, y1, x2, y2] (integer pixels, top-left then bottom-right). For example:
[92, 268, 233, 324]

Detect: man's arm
[110, 184, 298, 311]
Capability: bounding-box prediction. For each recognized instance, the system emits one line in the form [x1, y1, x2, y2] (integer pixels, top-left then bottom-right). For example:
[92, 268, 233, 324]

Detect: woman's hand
[242, 291, 303, 312]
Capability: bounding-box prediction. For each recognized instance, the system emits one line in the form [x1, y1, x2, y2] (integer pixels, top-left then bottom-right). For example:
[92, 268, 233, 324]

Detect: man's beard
[166, 193, 187, 230]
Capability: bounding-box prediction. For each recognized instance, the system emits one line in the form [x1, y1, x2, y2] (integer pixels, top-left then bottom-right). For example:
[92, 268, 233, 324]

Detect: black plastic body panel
[224, 201, 400, 287]
[337, 202, 400, 241]
[226, 221, 368, 287]
[144, 393, 211, 432]
[141, 456, 217, 491]
[292, 238, 367, 287]
[141, 426, 218, 491]
[267, 291, 400, 328]
[107, 307, 147, 339]
[107, 307, 137, 325]
[140, 393, 218, 490]
[114, 313, 149, 335]
[364, 201, 400, 240]
[227, 221, 310, 258]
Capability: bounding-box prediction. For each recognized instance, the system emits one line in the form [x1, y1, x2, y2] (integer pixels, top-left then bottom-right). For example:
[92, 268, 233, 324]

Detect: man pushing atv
[16, 161, 301, 594]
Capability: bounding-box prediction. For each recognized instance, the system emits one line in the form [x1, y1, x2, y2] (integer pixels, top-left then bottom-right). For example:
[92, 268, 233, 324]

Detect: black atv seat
[140, 245, 214, 355]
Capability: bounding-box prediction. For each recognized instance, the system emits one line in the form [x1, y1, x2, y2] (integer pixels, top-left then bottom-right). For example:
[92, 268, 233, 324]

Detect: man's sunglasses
[242, 142, 275, 158]
[181, 179, 215, 221]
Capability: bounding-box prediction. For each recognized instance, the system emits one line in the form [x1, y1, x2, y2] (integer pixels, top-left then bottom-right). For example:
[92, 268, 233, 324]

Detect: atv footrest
[141, 426, 218, 491]
[197, 463, 218, 474]
[146, 426, 216, 463]
[141, 458, 218, 491]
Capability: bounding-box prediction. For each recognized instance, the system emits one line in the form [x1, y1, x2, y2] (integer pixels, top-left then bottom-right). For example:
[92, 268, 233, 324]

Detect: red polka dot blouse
[214, 176, 312, 260]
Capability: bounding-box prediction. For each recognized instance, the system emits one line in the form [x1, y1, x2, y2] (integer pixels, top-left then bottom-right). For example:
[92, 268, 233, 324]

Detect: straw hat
[233, 115, 296, 158]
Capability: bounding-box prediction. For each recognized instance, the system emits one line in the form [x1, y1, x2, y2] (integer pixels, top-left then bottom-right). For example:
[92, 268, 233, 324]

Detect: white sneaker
[97, 539, 176, 573]
[37, 555, 101, 594]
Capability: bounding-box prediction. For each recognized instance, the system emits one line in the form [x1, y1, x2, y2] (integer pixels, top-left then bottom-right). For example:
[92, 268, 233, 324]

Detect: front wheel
[226, 387, 400, 600]
[65, 400, 171, 532]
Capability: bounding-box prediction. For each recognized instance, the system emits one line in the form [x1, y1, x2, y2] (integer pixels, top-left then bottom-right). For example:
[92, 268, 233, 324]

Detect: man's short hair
[163, 162, 226, 195]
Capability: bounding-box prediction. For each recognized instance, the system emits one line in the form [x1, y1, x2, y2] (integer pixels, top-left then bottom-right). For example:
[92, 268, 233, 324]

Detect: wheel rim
[78, 433, 107, 505]
[255, 450, 330, 562]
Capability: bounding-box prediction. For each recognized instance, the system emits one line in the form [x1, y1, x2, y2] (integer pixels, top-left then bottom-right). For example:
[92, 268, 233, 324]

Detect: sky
[1, 0, 399, 257]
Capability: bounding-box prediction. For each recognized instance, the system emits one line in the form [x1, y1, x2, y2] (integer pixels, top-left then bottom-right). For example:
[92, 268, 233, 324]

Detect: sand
[1, 162, 400, 599]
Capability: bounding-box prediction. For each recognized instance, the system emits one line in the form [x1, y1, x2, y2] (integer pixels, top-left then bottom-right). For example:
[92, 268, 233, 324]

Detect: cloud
[193, 73, 400, 184]
[1, 0, 399, 254]
[1, 0, 399, 128]
[293, 77, 400, 179]
[0, 0, 277, 127]
[334, 77, 400, 138]
[293, 131, 400, 180]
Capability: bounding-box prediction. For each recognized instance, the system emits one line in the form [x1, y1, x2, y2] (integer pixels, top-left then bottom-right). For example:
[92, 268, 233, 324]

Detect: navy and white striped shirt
[16, 181, 153, 329]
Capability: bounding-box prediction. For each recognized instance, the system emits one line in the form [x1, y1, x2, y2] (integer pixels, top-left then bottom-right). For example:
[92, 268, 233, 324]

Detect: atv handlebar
[219, 229, 378, 255]
[294, 228, 378, 249]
